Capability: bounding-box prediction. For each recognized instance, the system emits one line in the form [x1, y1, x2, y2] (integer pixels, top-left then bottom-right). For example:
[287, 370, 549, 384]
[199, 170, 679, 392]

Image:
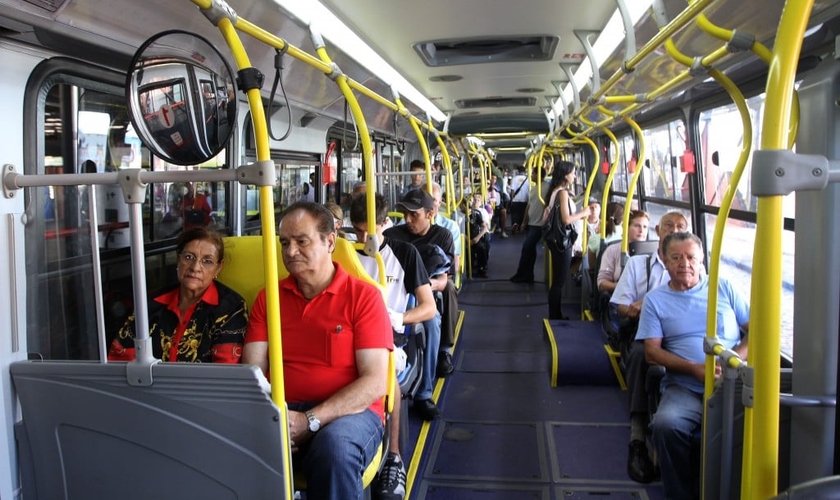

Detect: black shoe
[627, 440, 655, 483]
[437, 351, 454, 377]
[414, 398, 440, 421]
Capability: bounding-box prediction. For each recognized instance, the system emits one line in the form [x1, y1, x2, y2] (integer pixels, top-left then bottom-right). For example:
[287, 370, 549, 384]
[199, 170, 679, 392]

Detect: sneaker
[501, 232, 509, 238]
[436, 351, 454, 377]
[374, 452, 406, 500]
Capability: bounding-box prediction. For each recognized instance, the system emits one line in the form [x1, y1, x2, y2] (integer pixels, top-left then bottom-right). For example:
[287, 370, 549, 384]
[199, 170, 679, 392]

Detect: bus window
[642, 118, 688, 202]
[613, 134, 636, 194]
[702, 214, 795, 357]
[697, 92, 797, 217]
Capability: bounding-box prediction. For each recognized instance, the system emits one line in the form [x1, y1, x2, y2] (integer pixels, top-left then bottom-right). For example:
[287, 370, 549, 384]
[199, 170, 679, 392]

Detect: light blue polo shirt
[635, 275, 749, 394]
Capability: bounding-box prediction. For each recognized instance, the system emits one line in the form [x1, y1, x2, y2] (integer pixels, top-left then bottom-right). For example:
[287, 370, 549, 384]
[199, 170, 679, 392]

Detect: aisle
[404, 232, 665, 499]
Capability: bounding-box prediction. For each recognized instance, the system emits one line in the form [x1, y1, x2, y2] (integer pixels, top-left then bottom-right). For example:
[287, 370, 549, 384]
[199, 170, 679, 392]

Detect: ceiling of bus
[1, 0, 839, 153]
[320, 0, 840, 147]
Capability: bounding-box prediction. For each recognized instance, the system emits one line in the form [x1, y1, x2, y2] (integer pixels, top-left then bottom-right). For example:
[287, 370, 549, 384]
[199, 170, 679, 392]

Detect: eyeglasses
[179, 252, 219, 269]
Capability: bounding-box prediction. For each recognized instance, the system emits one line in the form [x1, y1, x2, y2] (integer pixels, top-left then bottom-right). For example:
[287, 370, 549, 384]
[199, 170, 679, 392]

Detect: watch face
[306, 411, 320, 432]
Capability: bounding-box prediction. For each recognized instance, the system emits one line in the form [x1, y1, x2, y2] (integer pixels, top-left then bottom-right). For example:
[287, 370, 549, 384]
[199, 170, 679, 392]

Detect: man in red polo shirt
[244, 201, 392, 500]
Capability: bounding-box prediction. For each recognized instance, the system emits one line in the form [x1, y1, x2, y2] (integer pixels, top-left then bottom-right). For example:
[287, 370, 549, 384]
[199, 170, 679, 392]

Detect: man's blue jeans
[290, 404, 384, 500]
[417, 311, 442, 400]
[650, 384, 703, 500]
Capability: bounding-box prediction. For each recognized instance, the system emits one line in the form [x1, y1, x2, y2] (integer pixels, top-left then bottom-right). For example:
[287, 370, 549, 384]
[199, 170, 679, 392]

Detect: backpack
[541, 190, 578, 252]
[415, 243, 451, 277]
[468, 209, 483, 237]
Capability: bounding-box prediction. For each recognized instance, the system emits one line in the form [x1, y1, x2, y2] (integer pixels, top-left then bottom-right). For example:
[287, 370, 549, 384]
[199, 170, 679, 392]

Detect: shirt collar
[154, 280, 220, 308]
[281, 262, 348, 298]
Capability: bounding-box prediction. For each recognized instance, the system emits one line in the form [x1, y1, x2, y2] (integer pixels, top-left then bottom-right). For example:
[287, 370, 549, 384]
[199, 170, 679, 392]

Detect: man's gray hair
[661, 231, 703, 256]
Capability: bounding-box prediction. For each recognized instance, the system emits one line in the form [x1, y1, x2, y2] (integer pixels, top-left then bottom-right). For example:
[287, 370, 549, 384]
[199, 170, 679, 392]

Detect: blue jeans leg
[417, 311, 442, 400]
[650, 384, 703, 500]
[297, 408, 384, 500]
[514, 225, 542, 279]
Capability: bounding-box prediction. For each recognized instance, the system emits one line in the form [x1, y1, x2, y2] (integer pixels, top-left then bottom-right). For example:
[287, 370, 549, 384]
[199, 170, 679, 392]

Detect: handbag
[541, 189, 578, 253]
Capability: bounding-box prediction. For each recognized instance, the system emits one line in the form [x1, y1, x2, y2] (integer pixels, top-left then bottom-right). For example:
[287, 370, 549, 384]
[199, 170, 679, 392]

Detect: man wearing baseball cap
[385, 189, 458, 420]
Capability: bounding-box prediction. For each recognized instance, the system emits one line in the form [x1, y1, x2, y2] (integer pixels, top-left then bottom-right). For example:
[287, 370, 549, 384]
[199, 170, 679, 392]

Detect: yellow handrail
[661, 22, 755, 499]
[573, 135, 599, 253]
[744, 1, 814, 498]
[192, 2, 293, 498]
[312, 44, 378, 256]
[619, 117, 646, 255]
[600, 127, 620, 240]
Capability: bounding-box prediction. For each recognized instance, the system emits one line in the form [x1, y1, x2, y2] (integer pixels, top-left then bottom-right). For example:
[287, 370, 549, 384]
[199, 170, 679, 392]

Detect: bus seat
[12, 361, 291, 500]
[218, 235, 381, 307]
[628, 240, 659, 256]
[218, 235, 288, 307]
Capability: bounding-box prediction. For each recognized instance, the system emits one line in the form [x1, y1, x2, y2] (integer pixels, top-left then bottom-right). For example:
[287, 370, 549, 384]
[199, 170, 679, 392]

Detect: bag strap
[510, 178, 526, 200]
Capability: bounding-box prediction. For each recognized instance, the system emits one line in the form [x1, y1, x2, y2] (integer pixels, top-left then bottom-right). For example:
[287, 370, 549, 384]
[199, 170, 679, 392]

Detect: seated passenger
[324, 201, 347, 239]
[589, 201, 623, 256]
[243, 202, 392, 500]
[108, 227, 247, 363]
[609, 211, 688, 484]
[596, 210, 649, 293]
[423, 182, 462, 281]
[468, 192, 492, 278]
[636, 232, 749, 500]
[350, 193, 438, 499]
[385, 189, 458, 380]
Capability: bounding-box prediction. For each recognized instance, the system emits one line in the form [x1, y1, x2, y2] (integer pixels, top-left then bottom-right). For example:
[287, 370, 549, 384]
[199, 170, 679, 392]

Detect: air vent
[455, 97, 536, 109]
[23, 0, 68, 12]
[516, 87, 545, 93]
[414, 36, 559, 67]
[429, 75, 463, 82]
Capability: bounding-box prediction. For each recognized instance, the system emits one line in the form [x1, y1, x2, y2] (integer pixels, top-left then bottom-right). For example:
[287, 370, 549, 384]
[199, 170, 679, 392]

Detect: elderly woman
[108, 228, 247, 363]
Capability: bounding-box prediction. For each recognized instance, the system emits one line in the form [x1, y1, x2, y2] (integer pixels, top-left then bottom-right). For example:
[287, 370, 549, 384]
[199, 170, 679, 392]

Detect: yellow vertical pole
[743, 1, 813, 498]
[620, 117, 646, 254]
[573, 135, 599, 252]
[208, 12, 293, 500]
[600, 127, 620, 240]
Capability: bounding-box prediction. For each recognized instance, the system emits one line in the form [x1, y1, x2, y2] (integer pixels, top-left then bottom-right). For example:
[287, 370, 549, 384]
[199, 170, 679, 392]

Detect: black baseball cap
[397, 189, 435, 212]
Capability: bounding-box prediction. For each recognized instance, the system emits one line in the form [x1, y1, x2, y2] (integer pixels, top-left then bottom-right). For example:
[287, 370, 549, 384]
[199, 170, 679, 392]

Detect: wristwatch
[305, 410, 321, 433]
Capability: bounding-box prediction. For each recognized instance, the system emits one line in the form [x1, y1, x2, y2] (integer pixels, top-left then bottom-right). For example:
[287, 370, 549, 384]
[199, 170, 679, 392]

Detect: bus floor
[402, 232, 667, 500]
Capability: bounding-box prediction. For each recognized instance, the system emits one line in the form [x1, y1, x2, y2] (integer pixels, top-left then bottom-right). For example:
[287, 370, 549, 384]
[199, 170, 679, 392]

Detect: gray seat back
[12, 361, 291, 500]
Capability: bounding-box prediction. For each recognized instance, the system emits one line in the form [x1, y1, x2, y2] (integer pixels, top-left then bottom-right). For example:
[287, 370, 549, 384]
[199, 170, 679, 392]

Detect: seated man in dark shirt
[385, 189, 458, 380]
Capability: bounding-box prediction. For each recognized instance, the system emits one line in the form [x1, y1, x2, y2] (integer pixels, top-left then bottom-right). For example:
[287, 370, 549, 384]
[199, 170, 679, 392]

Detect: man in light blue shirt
[609, 211, 688, 484]
[636, 232, 749, 500]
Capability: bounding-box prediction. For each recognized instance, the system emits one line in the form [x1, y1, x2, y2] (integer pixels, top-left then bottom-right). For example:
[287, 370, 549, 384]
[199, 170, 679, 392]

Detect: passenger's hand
[387, 309, 404, 332]
[287, 410, 313, 451]
[627, 300, 643, 318]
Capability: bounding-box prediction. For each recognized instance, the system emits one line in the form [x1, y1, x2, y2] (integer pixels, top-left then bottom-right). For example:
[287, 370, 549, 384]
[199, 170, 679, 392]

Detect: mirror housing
[126, 30, 237, 166]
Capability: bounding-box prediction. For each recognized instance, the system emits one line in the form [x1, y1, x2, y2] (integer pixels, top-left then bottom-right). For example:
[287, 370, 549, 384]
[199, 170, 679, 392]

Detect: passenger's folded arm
[311, 347, 390, 426]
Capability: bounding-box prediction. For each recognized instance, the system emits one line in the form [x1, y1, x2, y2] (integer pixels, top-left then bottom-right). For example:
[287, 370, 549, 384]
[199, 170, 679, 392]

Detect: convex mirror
[126, 30, 237, 166]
